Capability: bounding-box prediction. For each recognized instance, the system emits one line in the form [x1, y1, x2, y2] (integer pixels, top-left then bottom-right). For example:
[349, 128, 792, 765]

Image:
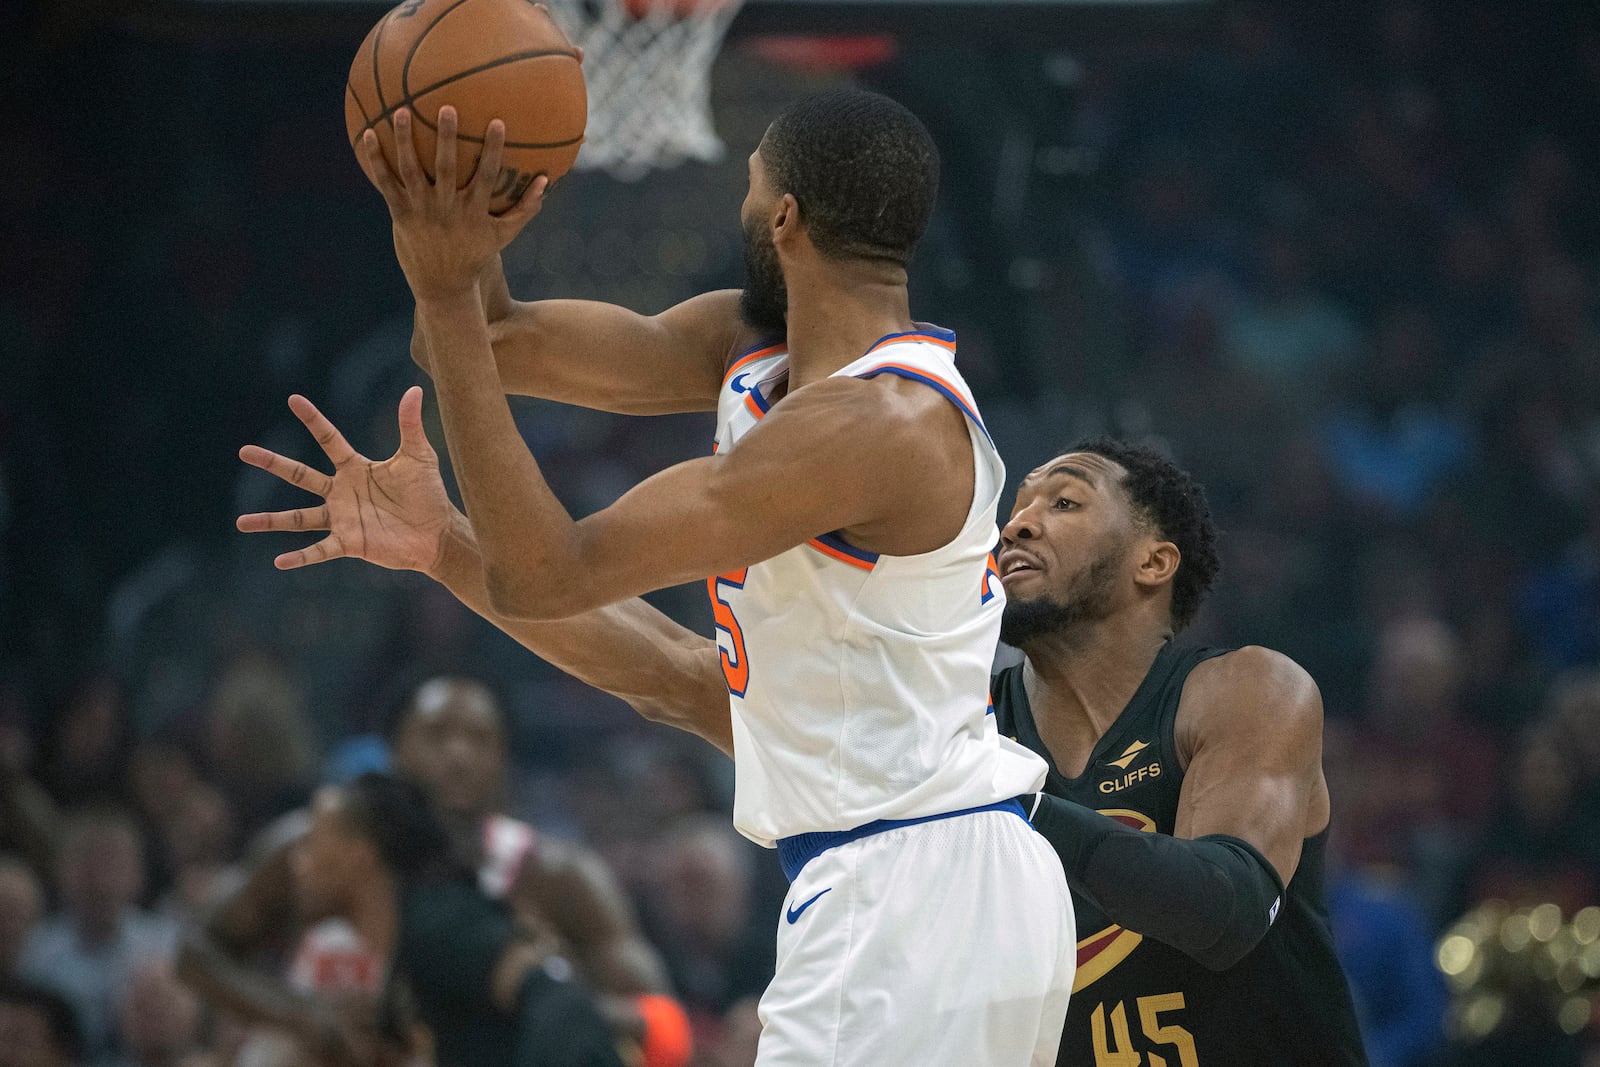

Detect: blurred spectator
[201, 651, 316, 839]
[1547, 671, 1600, 798]
[1347, 616, 1501, 920]
[1324, 719, 1447, 1066]
[1328, 871, 1447, 1067]
[0, 980, 84, 1067]
[0, 761, 60, 889]
[38, 676, 130, 811]
[640, 818, 773, 1033]
[0, 858, 44, 980]
[1223, 227, 1363, 389]
[690, 997, 761, 1067]
[20, 810, 177, 1066]
[1467, 726, 1599, 914]
[111, 961, 202, 1067]
[1321, 305, 1470, 519]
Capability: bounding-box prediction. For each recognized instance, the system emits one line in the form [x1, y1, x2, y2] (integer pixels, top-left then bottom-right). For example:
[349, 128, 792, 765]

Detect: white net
[548, 0, 746, 181]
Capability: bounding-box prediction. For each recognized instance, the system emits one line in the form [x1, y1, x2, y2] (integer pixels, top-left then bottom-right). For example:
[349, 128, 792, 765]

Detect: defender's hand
[238, 387, 455, 574]
[358, 106, 546, 302]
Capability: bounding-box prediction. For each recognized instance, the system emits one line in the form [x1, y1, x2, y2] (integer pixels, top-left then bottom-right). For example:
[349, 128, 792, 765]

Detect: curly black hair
[762, 89, 939, 266]
[341, 772, 458, 883]
[1068, 437, 1221, 631]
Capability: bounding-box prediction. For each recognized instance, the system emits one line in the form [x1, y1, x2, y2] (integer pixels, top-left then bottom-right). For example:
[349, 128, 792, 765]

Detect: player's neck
[1022, 619, 1170, 742]
[782, 258, 911, 387]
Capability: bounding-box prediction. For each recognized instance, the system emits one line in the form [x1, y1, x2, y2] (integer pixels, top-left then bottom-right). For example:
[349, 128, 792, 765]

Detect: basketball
[344, 0, 587, 213]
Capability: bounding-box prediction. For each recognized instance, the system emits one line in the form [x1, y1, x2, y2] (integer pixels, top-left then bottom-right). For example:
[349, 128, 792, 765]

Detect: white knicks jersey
[710, 325, 1049, 847]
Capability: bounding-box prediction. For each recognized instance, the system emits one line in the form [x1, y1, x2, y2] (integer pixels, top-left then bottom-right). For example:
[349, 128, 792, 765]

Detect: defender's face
[393, 680, 506, 817]
[1000, 453, 1135, 597]
[997, 452, 1141, 646]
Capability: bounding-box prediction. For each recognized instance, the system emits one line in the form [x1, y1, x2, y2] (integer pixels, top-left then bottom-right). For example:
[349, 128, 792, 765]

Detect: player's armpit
[469, 287, 747, 414]
[486, 373, 971, 620]
[1171, 645, 1328, 888]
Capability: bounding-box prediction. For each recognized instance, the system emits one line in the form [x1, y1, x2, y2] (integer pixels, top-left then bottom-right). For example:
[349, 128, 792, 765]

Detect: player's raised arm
[411, 258, 747, 416]
[236, 388, 733, 755]
[427, 349, 965, 620]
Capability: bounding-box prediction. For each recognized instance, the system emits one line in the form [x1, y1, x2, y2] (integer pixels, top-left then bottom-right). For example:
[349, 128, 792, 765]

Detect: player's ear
[1134, 540, 1180, 590]
[771, 192, 800, 245]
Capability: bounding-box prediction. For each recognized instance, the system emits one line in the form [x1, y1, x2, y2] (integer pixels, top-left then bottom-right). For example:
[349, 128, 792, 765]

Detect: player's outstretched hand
[358, 105, 546, 302]
[237, 387, 456, 573]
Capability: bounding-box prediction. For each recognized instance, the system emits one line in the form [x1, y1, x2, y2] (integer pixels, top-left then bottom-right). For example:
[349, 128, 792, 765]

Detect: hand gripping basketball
[237, 387, 456, 574]
[360, 105, 547, 300]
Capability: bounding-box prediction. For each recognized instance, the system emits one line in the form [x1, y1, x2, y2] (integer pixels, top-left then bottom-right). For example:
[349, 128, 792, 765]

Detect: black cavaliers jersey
[993, 642, 1368, 1067]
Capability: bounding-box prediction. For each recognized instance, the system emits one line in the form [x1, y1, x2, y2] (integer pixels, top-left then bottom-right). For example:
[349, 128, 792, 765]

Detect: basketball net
[547, 0, 745, 181]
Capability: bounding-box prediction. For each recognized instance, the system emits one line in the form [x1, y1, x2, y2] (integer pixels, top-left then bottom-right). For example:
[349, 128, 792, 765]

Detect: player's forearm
[1025, 793, 1285, 971]
[418, 287, 593, 617]
[413, 256, 514, 376]
[429, 514, 734, 755]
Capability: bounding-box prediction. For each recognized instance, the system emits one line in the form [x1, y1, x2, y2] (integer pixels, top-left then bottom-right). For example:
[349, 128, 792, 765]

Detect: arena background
[3, 1, 1599, 1064]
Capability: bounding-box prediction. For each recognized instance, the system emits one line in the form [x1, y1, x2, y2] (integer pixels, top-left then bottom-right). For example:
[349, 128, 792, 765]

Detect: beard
[739, 216, 788, 334]
[999, 550, 1122, 648]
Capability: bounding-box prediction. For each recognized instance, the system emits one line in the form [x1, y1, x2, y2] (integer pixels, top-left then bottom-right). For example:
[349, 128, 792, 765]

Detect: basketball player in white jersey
[249, 88, 1073, 1063]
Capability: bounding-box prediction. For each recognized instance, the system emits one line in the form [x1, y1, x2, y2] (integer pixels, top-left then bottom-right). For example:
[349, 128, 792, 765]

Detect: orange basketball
[344, 0, 587, 213]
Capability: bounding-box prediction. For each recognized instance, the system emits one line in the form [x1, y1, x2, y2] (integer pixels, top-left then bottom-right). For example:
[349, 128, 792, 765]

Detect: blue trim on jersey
[735, 335, 785, 359]
[747, 384, 771, 413]
[868, 324, 957, 349]
[775, 798, 1026, 882]
[857, 367, 994, 445]
[811, 530, 879, 565]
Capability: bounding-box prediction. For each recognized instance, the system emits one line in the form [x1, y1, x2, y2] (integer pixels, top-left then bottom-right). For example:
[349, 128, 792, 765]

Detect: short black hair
[762, 89, 939, 266]
[1068, 437, 1220, 630]
[0, 980, 84, 1062]
[341, 773, 456, 883]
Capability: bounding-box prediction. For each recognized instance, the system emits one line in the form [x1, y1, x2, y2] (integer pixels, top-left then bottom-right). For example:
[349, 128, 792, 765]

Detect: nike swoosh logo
[785, 888, 831, 924]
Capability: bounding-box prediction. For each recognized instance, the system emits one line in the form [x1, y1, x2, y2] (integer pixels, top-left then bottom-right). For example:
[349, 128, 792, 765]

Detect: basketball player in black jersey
[291, 772, 625, 1067]
[995, 437, 1367, 1066]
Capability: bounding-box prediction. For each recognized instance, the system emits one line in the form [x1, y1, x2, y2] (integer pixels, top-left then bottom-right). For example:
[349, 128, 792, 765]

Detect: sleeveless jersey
[993, 643, 1369, 1066]
[711, 327, 1048, 846]
[290, 813, 537, 995]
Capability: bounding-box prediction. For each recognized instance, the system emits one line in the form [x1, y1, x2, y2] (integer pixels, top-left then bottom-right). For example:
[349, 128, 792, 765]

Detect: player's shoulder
[1180, 645, 1323, 732]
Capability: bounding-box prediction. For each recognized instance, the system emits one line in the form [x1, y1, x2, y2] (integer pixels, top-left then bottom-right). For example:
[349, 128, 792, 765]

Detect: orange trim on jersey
[806, 538, 876, 570]
[866, 333, 957, 354]
[743, 392, 766, 419]
[857, 361, 983, 425]
[723, 343, 786, 384]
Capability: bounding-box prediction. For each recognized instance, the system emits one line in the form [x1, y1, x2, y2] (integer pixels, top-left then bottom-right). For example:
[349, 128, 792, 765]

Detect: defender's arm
[1026, 647, 1324, 970]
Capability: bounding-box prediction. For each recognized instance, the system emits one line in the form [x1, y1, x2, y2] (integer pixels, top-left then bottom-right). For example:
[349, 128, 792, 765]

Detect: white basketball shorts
[755, 801, 1075, 1066]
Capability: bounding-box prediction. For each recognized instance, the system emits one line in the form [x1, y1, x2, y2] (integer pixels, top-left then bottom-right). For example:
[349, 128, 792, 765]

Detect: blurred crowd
[3, 1, 1599, 1065]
